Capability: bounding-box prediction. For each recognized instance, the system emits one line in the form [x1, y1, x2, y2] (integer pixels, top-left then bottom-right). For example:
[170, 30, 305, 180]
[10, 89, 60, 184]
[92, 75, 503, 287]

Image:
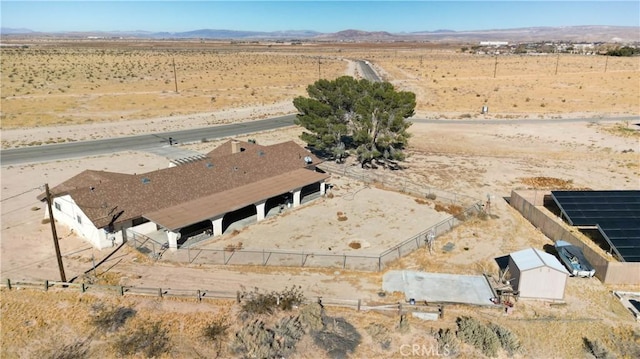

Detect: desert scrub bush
[90, 303, 136, 333]
[313, 316, 361, 359]
[114, 320, 170, 358]
[40, 338, 91, 359]
[232, 316, 304, 359]
[434, 328, 459, 356]
[456, 316, 500, 357]
[239, 285, 305, 317]
[299, 302, 324, 332]
[202, 317, 230, 342]
[366, 323, 391, 350]
[583, 337, 615, 359]
[488, 323, 520, 356]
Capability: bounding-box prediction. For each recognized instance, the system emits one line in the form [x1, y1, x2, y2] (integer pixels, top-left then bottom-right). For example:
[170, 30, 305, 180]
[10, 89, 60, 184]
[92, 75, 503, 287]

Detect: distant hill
[1, 26, 638, 43]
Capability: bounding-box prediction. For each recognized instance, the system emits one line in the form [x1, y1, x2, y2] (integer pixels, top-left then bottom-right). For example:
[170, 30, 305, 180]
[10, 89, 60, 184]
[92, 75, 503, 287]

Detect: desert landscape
[1, 40, 639, 358]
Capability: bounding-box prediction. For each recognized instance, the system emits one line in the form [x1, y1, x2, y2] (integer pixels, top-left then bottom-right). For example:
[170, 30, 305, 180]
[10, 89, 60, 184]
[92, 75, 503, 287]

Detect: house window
[54, 202, 61, 211]
[76, 215, 82, 224]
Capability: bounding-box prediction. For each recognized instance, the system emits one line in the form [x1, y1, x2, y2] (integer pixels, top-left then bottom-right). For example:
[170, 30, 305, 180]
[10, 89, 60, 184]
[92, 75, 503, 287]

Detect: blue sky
[2, 1, 639, 33]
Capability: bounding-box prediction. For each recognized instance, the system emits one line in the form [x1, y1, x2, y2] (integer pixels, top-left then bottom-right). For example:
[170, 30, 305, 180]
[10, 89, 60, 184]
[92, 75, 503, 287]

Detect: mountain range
[1, 26, 638, 43]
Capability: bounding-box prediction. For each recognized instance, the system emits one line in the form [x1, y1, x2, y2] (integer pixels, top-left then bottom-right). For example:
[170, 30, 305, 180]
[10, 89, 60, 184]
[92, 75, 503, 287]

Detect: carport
[143, 168, 329, 249]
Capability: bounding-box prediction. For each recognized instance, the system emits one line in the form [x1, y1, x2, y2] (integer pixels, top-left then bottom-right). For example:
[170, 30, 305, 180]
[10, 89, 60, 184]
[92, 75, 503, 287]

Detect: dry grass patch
[518, 176, 576, 189]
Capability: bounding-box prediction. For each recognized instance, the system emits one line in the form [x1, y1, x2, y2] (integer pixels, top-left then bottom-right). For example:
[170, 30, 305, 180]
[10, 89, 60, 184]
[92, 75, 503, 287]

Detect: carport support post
[166, 231, 179, 250]
[292, 188, 302, 207]
[255, 200, 266, 221]
[211, 216, 223, 236]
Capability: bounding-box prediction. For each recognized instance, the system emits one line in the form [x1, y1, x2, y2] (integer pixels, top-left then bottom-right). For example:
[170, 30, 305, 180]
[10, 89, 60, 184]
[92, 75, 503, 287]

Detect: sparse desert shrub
[91, 303, 136, 333]
[299, 302, 324, 332]
[239, 286, 305, 317]
[366, 323, 391, 350]
[456, 316, 500, 357]
[232, 316, 304, 359]
[273, 316, 305, 353]
[42, 338, 91, 359]
[489, 323, 521, 356]
[114, 320, 170, 358]
[583, 337, 615, 359]
[203, 317, 230, 342]
[434, 328, 459, 356]
[313, 316, 361, 359]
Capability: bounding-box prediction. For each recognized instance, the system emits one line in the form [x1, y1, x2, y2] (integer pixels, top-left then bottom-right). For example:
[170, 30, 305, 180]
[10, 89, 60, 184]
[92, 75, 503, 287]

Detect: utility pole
[604, 56, 608, 73]
[45, 183, 66, 282]
[317, 57, 321, 80]
[555, 53, 560, 75]
[172, 57, 178, 93]
[493, 56, 498, 78]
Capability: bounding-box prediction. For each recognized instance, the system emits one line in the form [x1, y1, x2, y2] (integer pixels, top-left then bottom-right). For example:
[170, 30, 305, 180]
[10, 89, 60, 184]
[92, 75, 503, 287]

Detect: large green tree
[293, 76, 415, 168]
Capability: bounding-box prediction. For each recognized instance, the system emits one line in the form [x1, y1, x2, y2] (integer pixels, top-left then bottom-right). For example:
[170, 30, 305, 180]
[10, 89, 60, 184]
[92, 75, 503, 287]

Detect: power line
[0, 186, 43, 202]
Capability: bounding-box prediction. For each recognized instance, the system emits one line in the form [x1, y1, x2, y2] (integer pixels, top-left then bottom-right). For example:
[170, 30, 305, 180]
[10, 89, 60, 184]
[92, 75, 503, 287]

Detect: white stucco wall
[515, 267, 567, 300]
[48, 195, 121, 250]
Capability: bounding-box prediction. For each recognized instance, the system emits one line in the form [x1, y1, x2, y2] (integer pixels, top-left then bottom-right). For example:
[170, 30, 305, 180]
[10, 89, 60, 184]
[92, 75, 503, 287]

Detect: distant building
[507, 247, 569, 300]
[480, 41, 509, 46]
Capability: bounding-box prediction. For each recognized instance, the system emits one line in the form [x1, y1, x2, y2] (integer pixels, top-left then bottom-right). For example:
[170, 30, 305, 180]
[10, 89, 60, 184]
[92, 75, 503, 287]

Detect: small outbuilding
[507, 248, 569, 300]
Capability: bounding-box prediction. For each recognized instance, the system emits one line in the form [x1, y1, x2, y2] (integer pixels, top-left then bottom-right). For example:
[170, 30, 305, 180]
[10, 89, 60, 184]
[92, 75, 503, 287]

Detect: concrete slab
[383, 270, 497, 307]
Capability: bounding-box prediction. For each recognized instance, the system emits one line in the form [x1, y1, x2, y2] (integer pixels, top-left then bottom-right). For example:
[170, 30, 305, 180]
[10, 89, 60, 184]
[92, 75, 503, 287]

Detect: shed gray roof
[510, 248, 569, 274]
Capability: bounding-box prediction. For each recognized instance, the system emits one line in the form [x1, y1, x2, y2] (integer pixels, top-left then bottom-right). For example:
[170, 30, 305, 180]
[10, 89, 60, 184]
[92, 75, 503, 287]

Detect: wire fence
[125, 230, 167, 260]
[0, 278, 447, 316]
[126, 163, 482, 271]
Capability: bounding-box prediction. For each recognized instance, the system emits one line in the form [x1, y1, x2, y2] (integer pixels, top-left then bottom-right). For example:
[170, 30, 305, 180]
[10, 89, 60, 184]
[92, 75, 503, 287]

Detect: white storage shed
[508, 248, 569, 300]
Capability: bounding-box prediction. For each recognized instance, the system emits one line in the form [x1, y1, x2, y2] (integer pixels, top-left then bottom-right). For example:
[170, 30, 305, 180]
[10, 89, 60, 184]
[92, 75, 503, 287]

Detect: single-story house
[507, 247, 570, 300]
[38, 140, 329, 250]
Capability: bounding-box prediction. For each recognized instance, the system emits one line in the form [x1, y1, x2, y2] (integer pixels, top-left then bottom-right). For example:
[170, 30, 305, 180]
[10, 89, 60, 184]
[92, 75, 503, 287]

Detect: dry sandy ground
[2, 114, 639, 358]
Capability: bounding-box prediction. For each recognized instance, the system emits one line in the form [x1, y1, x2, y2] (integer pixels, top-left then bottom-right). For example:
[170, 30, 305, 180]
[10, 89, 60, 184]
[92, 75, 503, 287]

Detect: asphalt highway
[3, 114, 637, 166]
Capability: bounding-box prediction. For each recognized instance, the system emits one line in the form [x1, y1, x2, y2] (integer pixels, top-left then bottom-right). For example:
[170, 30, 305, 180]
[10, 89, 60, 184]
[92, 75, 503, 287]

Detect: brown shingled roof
[41, 140, 327, 230]
[144, 168, 329, 230]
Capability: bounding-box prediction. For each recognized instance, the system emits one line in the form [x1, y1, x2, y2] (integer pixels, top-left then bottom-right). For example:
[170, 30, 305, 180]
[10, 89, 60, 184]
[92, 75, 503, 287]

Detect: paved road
[357, 60, 381, 82]
[2, 114, 638, 166]
[0, 114, 295, 166]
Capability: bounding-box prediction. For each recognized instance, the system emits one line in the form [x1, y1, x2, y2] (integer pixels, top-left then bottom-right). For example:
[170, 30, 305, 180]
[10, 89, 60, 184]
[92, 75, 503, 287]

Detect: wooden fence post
[357, 299, 361, 311]
[236, 290, 241, 303]
[81, 283, 86, 293]
[6, 278, 11, 290]
[158, 288, 163, 298]
[119, 286, 124, 296]
[44, 280, 49, 291]
[196, 290, 201, 302]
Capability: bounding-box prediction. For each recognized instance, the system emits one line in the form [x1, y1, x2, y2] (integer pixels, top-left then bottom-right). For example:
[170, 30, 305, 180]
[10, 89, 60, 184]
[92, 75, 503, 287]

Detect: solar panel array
[551, 190, 640, 262]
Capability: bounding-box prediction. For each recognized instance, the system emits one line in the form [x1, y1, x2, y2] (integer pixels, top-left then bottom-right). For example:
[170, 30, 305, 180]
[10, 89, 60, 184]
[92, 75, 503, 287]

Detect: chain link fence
[125, 229, 167, 260]
[126, 163, 481, 271]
